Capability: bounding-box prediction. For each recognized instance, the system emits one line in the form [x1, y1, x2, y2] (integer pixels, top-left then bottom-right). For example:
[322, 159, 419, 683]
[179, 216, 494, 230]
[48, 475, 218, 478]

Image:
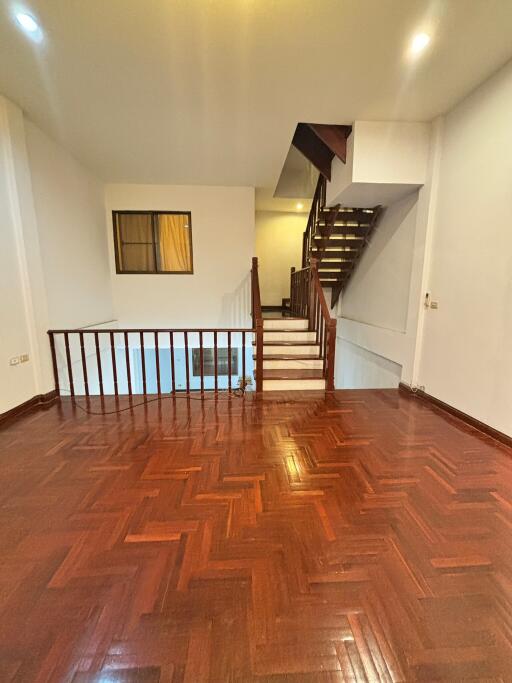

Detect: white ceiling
[1, 0, 511, 203]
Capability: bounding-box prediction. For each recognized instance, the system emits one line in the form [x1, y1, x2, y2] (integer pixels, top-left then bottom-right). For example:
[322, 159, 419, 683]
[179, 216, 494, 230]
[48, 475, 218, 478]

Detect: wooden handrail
[302, 175, 326, 268]
[251, 257, 263, 393]
[289, 257, 336, 391]
[310, 259, 336, 390]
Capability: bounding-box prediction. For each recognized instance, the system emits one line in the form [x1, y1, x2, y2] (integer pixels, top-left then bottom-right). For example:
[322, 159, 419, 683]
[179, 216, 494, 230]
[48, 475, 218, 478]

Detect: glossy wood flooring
[0, 390, 511, 682]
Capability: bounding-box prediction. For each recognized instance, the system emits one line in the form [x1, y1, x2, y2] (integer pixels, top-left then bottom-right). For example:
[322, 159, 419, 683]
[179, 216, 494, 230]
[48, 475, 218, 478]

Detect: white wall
[336, 339, 401, 389]
[255, 210, 305, 306]
[417, 60, 512, 436]
[0, 96, 43, 412]
[341, 193, 419, 332]
[105, 184, 254, 328]
[335, 191, 422, 389]
[0, 95, 114, 414]
[327, 121, 430, 208]
[334, 119, 441, 391]
[25, 121, 113, 329]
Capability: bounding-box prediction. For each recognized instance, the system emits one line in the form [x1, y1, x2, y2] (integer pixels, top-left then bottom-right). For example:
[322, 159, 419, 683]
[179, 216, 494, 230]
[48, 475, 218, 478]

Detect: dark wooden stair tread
[253, 340, 319, 346]
[262, 328, 312, 332]
[262, 316, 307, 321]
[260, 369, 324, 380]
[253, 354, 321, 360]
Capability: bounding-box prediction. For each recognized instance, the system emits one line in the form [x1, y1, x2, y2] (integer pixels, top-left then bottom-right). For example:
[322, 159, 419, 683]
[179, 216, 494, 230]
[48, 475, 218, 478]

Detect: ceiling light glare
[410, 32, 431, 55]
[296, 202, 304, 210]
[14, 11, 43, 42]
[16, 12, 38, 32]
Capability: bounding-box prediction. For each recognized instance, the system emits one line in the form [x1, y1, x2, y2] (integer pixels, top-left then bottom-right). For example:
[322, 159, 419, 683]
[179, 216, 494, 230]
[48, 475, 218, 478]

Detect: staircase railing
[290, 258, 336, 390]
[251, 257, 263, 393]
[302, 175, 326, 267]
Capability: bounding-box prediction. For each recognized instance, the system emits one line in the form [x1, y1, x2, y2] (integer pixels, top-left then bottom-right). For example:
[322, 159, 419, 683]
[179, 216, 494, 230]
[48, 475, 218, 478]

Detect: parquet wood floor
[0, 390, 511, 682]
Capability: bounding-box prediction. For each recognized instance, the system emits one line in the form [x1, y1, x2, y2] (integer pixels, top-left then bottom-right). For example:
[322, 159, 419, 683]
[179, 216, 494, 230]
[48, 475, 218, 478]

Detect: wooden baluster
[290, 267, 295, 316]
[319, 316, 324, 363]
[184, 331, 190, 393]
[308, 260, 318, 330]
[242, 331, 246, 389]
[169, 331, 175, 395]
[48, 332, 60, 396]
[139, 331, 146, 395]
[199, 331, 204, 394]
[154, 331, 161, 395]
[214, 331, 218, 393]
[316, 294, 321, 344]
[110, 331, 118, 396]
[94, 331, 103, 396]
[326, 319, 336, 391]
[64, 332, 74, 397]
[322, 320, 327, 375]
[124, 332, 132, 395]
[255, 321, 263, 393]
[79, 331, 89, 396]
[228, 331, 232, 393]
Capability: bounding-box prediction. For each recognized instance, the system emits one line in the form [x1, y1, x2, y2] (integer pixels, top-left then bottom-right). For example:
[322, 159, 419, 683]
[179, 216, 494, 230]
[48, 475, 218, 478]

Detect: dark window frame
[112, 210, 194, 275]
[192, 348, 239, 377]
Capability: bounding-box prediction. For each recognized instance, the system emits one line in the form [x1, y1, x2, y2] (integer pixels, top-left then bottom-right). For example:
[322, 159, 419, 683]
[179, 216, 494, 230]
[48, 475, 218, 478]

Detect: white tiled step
[263, 331, 316, 342]
[263, 318, 309, 330]
[263, 379, 326, 391]
[259, 358, 323, 370]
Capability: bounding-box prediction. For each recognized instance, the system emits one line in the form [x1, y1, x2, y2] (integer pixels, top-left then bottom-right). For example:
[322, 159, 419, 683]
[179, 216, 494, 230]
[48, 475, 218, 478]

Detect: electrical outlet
[9, 357, 20, 366]
[20, 354, 29, 363]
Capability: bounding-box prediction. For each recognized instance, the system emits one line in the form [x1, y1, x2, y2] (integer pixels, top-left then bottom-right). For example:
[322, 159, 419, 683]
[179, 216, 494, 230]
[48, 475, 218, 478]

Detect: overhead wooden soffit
[292, 123, 352, 181]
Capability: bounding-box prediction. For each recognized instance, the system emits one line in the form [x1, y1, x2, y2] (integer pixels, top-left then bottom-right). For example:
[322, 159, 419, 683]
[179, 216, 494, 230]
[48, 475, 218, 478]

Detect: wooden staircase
[302, 175, 382, 308]
[251, 258, 336, 392]
[257, 317, 325, 390]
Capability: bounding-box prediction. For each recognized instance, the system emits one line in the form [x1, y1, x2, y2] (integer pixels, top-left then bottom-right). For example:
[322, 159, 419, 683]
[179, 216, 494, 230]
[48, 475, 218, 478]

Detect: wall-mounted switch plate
[20, 354, 29, 363]
[9, 357, 20, 366]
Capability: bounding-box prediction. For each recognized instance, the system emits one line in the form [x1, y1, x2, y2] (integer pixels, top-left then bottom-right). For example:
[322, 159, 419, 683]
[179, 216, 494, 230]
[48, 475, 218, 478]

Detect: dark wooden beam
[308, 124, 351, 163]
[292, 123, 333, 180]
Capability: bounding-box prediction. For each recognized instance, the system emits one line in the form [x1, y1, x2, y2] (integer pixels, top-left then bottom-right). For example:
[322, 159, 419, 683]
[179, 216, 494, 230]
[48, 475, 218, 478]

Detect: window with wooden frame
[113, 211, 193, 274]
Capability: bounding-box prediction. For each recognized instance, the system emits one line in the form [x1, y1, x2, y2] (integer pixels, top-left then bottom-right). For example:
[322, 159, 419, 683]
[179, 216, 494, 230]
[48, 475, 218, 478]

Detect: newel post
[48, 331, 60, 396]
[326, 319, 337, 391]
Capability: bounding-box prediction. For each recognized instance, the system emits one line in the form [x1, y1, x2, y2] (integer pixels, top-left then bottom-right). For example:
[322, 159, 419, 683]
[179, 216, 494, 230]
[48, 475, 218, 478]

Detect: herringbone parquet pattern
[0, 390, 511, 682]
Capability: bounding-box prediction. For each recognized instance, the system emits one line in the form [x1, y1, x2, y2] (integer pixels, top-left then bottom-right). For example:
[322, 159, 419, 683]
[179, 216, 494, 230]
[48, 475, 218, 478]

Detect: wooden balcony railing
[290, 258, 336, 390]
[47, 260, 265, 398]
[48, 328, 255, 397]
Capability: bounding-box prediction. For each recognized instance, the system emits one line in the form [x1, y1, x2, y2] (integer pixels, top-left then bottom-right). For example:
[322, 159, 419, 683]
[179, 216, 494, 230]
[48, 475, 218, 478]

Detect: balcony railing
[48, 328, 255, 397]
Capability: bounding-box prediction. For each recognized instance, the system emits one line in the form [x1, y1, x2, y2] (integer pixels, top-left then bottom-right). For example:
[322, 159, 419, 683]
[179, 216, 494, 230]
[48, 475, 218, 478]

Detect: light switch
[20, 354, 29, 363]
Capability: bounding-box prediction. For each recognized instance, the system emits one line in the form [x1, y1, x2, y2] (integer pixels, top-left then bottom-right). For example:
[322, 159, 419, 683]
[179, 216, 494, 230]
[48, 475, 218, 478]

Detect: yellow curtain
[158, 214, 192, 272]
[117, 213, 154, 272]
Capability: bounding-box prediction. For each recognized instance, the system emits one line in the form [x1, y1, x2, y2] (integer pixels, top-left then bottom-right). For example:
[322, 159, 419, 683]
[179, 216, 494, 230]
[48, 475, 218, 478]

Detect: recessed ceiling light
[296, 202, 304, 210]
[16, 12, 39, 33]
[410, 32, 431, 55]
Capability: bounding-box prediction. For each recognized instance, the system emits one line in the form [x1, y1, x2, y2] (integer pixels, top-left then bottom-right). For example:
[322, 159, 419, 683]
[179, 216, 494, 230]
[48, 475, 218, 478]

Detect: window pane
[116, 213, 155, 272]
[192, 349, 238, 376]
[156, 213, 192, 272]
